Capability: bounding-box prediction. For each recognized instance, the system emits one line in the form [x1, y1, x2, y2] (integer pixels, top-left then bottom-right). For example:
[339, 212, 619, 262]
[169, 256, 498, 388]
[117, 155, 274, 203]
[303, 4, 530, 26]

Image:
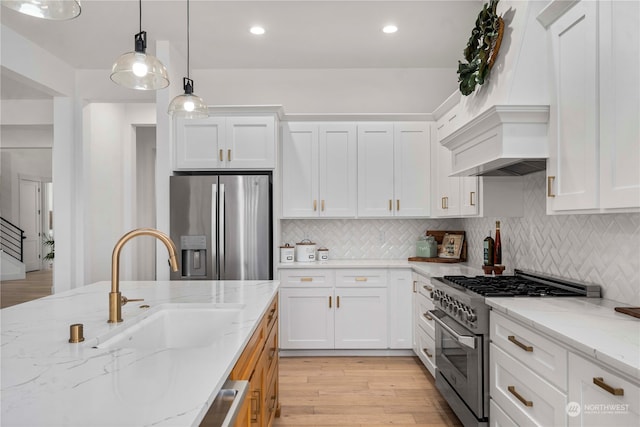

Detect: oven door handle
[428, 310, 477, 349]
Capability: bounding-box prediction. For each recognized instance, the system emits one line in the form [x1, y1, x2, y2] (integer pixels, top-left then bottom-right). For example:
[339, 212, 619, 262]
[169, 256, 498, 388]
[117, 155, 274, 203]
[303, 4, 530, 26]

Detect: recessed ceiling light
[250, 26, 265, 35]
[382, 25, 398, 34]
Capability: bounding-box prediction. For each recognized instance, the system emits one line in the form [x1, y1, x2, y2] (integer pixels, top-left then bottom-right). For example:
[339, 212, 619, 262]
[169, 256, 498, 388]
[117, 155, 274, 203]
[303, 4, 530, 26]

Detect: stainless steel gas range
[429, 269, 601, 427]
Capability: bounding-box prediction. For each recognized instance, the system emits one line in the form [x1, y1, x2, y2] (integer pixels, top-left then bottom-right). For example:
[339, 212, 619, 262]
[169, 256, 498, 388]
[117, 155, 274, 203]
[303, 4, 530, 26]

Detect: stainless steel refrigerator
[170, 173, 272, 280]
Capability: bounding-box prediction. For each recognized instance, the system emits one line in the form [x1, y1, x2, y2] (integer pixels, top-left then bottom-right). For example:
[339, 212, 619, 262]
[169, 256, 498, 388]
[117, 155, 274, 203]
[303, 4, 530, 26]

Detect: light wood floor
[1, 269, 53, 309]
[273, 356, 463, 427]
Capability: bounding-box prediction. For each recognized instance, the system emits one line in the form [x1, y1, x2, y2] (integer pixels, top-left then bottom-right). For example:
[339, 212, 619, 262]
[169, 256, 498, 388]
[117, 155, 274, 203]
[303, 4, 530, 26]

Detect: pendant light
[168, 0, 207, 118]
[2, 0, 81, 20]
[110, 0, 169, 91]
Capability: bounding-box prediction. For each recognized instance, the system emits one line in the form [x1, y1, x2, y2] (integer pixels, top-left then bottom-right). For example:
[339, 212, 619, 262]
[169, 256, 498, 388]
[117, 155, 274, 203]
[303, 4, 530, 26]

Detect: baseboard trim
[279, 349, 415, 357]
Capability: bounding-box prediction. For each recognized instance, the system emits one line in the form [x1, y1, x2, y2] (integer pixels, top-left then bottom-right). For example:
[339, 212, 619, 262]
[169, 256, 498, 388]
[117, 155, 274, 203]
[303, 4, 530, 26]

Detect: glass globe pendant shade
[2, 0, 81, 20]
[168, 78, 208, 119]
[110, 31, 169, 91]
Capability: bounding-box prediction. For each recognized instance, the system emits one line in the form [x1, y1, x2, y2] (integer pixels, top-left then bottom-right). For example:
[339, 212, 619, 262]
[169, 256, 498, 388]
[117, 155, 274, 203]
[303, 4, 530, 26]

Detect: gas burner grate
[443, 275, 586, 297]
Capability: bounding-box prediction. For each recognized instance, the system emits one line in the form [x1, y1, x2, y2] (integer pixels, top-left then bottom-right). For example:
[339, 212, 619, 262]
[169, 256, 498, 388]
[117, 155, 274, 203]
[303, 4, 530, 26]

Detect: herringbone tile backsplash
[280, 172, 640, 304]
[462, 172, 640, 305]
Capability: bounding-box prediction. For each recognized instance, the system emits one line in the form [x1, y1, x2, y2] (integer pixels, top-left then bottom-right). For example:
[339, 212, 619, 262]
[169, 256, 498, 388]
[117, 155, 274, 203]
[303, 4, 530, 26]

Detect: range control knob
[466, 310, 477, 323]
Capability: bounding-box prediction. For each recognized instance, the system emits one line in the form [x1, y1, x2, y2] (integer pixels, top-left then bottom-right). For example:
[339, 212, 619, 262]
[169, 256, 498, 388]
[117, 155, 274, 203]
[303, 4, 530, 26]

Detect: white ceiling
[1, 0, 483, 99]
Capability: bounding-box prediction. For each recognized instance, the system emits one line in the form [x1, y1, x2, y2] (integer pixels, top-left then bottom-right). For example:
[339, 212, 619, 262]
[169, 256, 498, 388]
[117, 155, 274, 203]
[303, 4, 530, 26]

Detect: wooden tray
[614, 307, 640, 319]
[409, 230, 467, 263]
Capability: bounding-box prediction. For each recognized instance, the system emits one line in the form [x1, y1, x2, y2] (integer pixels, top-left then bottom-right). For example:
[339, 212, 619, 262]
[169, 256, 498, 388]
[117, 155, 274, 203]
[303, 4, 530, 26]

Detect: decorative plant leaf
[457, 0, 503, 96]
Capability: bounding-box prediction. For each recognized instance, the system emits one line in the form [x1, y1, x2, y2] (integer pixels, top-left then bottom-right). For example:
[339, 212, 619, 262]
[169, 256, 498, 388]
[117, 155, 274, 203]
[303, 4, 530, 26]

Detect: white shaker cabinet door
[388, 269, 413, 349]
[547, 0, 598, 212]
[282, 123, 319, 217]
[334, 287, 388, 349]
[357, 123, 395, 217]
[568, 352, 640, 427]
[393, 123, 431, 217]
[279, 287, 334, 349]
[599, 0, 640, 209]
[225, 116, 275, 169]
[318, 123, 357, 217]
[175, 117, 225, 170]
[432, 136, 461, 217]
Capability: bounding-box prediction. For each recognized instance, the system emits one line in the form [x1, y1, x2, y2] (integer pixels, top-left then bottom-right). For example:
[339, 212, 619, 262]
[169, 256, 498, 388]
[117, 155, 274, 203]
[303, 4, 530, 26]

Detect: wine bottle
[494, 221, 502, 265]
[483, 231, 494, 266]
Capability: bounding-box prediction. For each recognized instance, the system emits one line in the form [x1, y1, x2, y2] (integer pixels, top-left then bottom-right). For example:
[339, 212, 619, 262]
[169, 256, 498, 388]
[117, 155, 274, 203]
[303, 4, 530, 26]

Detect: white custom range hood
[439, 0, 551, 177]
[441, 105, 549, 177]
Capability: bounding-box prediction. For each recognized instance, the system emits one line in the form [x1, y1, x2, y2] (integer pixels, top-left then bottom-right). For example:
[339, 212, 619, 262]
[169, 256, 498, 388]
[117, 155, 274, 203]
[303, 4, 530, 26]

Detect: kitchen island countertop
[1, 279, 279, 427]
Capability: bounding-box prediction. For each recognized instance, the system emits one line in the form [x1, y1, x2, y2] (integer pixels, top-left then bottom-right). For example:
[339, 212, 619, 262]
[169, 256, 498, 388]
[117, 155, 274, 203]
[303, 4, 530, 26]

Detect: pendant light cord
[139, 0, 142, 33]
[187, 0, 191, 79]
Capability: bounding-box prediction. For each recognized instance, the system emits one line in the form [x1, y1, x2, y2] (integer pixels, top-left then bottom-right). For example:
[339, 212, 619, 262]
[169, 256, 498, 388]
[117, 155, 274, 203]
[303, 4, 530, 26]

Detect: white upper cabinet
[393, 123, 432, 217]
[598, 0, 640, 209]
[546, 0, 640, 213]
[358, 122, 431, 217]
[547, 0, 599, 211]
[281, 122, 357, 218]
[174, 115, 276, 171]
[432, 137, 462, 217]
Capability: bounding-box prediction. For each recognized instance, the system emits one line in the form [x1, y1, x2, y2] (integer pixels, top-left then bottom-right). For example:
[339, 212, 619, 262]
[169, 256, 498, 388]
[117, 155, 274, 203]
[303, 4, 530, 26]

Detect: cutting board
[614, 307, 640, 319]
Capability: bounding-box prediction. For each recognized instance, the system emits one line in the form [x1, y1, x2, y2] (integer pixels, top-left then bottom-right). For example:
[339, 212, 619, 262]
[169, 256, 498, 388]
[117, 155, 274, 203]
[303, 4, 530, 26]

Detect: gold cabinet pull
[441, 197, 446, 209]
[321, 199, 325, 211]
[329, 296, 332, 308]
[413, 281, 417, 293]
[227, 149, 231, 162]
[423, 312, 433, 321]
[593, 377, 624, 396]
[355, 277, 368, 282]
[548, 176, 556, 197]
[470, 191, 476, 206]
[337, 295, 340, 308]
[424, 348, 433, 358]
[300, 277, 313, 282]
[251, 389, 261, 421]
[396, 199, 400, 211]
[388, 199, 392, 211]
[219, 149, 223, 162]
[508, 386, 533, 407]
[313, 200, 317, 211]
[423, 285, 433, 292]
[269, 346, 277, 361]
[508, 335, 533, 352]
[268, 307, 277, 321]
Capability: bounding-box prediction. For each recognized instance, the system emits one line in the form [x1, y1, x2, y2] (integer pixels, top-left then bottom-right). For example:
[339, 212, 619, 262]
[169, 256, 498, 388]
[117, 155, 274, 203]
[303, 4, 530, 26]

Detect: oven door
[429, 309, 484, 418]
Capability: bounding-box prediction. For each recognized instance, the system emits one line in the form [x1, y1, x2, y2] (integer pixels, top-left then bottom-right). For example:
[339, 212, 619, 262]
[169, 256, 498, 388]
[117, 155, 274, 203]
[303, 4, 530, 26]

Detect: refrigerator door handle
[219, 183, 225, 279]
[212, 183, 218, 279]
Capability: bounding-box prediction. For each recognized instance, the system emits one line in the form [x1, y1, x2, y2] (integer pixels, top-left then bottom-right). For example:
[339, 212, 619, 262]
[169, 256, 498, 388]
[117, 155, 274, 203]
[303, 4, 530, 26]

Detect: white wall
[192, 68, 457, 114]
[83, 103, 155, 284]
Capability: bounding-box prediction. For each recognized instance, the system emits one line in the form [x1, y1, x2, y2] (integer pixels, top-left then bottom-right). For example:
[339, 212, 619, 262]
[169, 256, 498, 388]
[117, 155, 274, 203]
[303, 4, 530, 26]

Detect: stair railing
[0, 217, 25, 263]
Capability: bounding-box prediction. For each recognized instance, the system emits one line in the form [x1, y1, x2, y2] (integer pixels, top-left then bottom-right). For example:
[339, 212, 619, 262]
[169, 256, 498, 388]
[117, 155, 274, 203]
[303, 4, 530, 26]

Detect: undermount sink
[94, 303, 246, 351]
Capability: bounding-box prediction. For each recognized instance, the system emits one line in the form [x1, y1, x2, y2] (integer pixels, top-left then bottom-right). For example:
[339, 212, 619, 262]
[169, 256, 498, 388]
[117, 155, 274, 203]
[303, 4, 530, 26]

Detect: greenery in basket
[43, 237, 54, 261]
[457, 0, 503, 96]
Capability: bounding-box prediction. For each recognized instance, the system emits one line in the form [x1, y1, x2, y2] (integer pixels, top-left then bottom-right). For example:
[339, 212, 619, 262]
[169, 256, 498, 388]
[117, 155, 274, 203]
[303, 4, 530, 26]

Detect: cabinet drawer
[414, 325, 436, 377]
[264, 315, 278, 379]
[491, 344, 567, 427]
[491, 311, 568, 391]
[415, 292, 435, 338]
[335, 269, 388, 287]
[568, 352, 640, 426]
[231, 321, 265, 380]
[279, 269, 334, 287]
[264, 296, 278, 337]
[490, 398, 518, 427]
[414, 275, 434, 300]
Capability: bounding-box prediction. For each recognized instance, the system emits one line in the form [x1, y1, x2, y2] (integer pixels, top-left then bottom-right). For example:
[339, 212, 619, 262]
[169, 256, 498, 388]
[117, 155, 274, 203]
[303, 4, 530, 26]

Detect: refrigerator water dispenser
[181, 235, 207, 277]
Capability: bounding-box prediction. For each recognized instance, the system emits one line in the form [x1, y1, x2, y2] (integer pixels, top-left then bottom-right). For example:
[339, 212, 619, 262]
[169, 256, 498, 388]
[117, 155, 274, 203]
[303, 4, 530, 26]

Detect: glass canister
[416, 235, 438, 258]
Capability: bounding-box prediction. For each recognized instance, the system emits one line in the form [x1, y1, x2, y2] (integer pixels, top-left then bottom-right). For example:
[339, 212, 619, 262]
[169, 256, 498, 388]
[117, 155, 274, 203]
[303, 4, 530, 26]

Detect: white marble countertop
[1, 279, 279, 427]
[278, 259, 483, 277]
[486, 297, 640, 381]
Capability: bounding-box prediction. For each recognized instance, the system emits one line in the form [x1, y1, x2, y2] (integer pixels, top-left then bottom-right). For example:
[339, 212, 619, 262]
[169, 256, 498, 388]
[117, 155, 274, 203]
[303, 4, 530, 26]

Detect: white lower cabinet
[388, 269, 413, 349]
[279, 268, 389, 350]
[412, 272, 436, 377]
[490, 310, 640, 426]
[490, 343, 567, 426]
[568, 353, 640, 427]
